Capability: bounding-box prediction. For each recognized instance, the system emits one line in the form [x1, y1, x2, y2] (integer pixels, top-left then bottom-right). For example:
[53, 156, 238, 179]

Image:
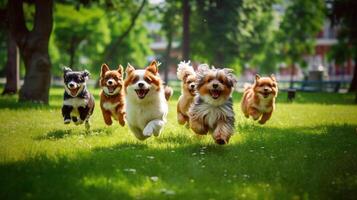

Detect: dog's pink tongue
[70, 88, 78, 96]
[138, 90, 145, 97]
[211, 90, 220, 98]
[108, 87, 115, 93]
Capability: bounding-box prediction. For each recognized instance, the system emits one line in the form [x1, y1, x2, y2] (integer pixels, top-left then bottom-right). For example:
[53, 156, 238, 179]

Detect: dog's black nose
[138, 83, 144, 88]
[69, 83, 74, 88]
[190, 85, 195, 88]
[264, 88, 268, 92]
[108, 80, 113, 85]
[212, 84, 218, 89]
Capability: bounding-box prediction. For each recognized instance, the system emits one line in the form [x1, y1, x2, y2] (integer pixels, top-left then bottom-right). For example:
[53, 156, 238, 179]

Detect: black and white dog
[62, 67, 95, 129]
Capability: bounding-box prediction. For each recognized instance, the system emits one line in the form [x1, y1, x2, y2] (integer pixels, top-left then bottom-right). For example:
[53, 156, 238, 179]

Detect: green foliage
[53, 4, 111, 72]
[328, 0, 357, 64]
[0, 88, 357, 199]
[275, 0, 325, 66]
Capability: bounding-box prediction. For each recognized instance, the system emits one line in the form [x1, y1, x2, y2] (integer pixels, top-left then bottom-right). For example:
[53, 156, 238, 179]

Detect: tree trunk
[164, 33, 173, 84]
[348, 57, 357, 92]
[182, 0, 190, 60]
[69, 36, 76, 67]
[8, 0, 53, 104]
[2, 31, 19, 95]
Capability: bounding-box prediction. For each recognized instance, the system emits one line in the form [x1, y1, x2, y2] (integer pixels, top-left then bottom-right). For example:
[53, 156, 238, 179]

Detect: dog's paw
[143, 126, 153, 137]
[258, 120, 266, 125]
[85, 121, 90, 130]
[64, 119, 71, 124]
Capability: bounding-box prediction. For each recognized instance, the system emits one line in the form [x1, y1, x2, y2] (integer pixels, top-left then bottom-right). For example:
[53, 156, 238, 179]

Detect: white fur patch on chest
[196, 103, 233, 129]
[63, 98, 87, 108]
[103, 102, 119, 111]
[256, 98, 273, 113]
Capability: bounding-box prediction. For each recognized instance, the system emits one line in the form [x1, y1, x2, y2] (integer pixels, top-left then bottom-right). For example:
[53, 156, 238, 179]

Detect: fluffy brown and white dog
[99, 64, 125, 126]
[124, 60, 173, 140]
[176, 61, 197, 127]
[241, 74, 278, 124]
[189, 64, 237, 145]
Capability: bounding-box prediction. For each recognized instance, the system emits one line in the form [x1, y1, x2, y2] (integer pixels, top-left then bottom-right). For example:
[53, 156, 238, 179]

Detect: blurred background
[0, 0, 356, 103]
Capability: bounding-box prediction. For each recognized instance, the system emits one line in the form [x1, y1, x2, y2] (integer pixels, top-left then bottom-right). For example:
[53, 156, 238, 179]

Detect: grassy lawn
[0, 87, 357, 199]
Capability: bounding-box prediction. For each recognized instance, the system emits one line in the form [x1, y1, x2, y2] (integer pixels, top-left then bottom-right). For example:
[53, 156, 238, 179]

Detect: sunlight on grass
[0, 88, 356, 199]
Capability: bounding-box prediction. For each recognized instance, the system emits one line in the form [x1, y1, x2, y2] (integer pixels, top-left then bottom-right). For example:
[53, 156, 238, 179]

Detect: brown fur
[99, 64, 125, 126]
[241, 74, 278, 124]
[177, 72, 197, 126]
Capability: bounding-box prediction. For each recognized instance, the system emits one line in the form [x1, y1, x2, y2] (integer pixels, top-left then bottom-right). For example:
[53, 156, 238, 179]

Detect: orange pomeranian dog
[176, 61, 197, 127]
[241, 74, 278, 124]
[99, 64, 125, 126]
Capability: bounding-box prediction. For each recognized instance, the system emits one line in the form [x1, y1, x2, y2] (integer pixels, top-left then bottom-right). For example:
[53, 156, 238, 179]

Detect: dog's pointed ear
[63, 67, 72, 74]
[126, 63, 135, 75]
[270, 74, 276, 82]
[101, 64, 109, 77]
[146, 60, 158, 75]
[255, 74, 261, 82]
[82, 69, 90, 80]
[117, 65, 124, 75]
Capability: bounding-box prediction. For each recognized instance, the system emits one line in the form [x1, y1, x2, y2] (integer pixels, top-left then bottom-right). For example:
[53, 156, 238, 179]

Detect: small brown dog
[241, 74, 278, 124]
[176, 61, 197, 127]
[99, 64, 125, 126]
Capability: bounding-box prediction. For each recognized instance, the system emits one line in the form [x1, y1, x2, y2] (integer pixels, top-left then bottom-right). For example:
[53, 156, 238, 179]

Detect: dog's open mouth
[189, 88, 196, 95]
[135, 89, 149, 99]
[210, 89, 221, 99]
[107, 86, 117, 94]
[69, 88, 79, 96]
[261, 92, 271, 98]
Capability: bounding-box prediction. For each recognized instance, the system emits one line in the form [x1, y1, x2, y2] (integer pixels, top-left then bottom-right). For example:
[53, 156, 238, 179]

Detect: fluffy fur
[241, 74, 278, 124]
[188, 64, 237, 145]
[62, 67, 95, 130]
[176, 61, 197, 127]
[124, 60, 173, 140]
[99, 64, 125, 126]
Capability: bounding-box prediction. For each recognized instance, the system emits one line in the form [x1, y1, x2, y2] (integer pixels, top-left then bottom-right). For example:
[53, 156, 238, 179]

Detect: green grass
[0, 88, 357, 199]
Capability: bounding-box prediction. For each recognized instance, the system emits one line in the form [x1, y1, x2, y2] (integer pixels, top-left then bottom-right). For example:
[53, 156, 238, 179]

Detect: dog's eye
[144, 77, 152, 84]
[132, 76, 139, 84]
[218, 78, 224, 84]
[207, 77, 213, 82]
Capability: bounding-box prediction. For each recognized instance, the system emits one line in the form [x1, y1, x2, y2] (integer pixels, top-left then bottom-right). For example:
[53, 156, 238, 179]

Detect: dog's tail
[243, 83, 252, 91]
[164, 85, 173, 101]
[177, 60, 195, 80]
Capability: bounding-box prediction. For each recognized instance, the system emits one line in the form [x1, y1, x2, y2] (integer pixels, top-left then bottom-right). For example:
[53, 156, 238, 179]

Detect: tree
[329, 0, 357, 93]
[54, 4, 110, 69]
[7, 0, 53, 103]
[182, 0, 190, 60]
[276, 0, 325, 88]
[0, 6, 20, 95]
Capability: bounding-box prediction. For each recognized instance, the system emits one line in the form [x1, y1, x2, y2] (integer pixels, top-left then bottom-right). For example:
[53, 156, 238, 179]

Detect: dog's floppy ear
[270, 74, 276, 82]
[82, 70, 90, 80]
[63, 67, 72, 74]
[255, 74, 261, 82]
[101, 64, 110, 77]
[117, 65, 124, 75]
[146, 60, 159, 75]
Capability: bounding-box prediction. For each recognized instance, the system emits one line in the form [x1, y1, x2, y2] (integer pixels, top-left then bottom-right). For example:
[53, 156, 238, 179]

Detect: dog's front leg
[248, 107, 261, 120]
[190, 118, 208, 135]
[143, 119, 165, 137]
[259, 111, 272, 124]
[101, 106, 113, 126]
[62, 105, 73, 124]
[213, 121, 234, 145]
[116, 105, 125, 127]
[78, 106, 90, 124]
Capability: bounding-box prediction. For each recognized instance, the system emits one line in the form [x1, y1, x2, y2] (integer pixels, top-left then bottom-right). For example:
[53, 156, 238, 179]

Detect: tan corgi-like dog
[124, 60, 173, 140]
[176, 61, 197, 127]
[241, 74, 278, 124]
[99, 64, 125, 126]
